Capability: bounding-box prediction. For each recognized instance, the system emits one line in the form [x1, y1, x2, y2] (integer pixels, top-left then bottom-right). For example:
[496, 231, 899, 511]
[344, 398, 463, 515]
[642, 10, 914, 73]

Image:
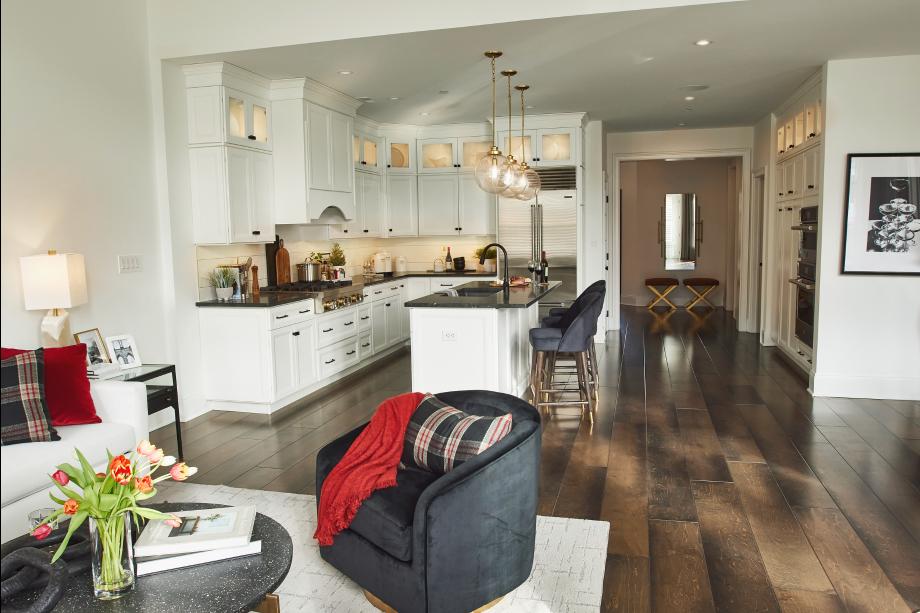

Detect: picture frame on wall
[841, 153, 920, 275]
[105, 334, 142, 369]
[74, 328, 110, 366]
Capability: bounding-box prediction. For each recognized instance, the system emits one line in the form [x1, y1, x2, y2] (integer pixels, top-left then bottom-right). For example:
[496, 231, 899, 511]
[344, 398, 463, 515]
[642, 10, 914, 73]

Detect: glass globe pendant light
[474, 51, 510, 194]
[498, 69, 524, 196]
[515, 85, 541, 201]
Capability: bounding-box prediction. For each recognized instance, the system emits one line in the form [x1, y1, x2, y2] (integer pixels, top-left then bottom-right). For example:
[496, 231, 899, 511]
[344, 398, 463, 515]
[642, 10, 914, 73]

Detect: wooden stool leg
[647, 284, 678, 310]
[685, 285, 715, 309]
[588, 343, 599, 401]
[575, 351, 593, 423]
[254, 594, 280, 613]
[530, 351, 541, 403]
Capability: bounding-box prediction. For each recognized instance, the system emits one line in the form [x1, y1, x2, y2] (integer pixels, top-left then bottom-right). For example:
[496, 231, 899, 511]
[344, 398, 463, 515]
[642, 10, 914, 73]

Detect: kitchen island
[406, 280, 561, 396]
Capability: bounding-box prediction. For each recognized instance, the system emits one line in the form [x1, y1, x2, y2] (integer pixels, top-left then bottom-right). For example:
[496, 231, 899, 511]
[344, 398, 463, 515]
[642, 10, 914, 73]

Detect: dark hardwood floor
[153, 306, 920, 612]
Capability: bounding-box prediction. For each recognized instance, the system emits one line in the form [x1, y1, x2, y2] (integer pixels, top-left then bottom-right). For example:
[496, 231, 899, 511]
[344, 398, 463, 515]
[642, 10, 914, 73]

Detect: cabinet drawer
[269, 300, 315, 329]
[316, 308, 358, 348]
[358, 331, 373, 360]
[358, 304, 372, 330]
[318, 336, 360, 378]
[364, 284, 390, 300]
[429, 277, 470, 292]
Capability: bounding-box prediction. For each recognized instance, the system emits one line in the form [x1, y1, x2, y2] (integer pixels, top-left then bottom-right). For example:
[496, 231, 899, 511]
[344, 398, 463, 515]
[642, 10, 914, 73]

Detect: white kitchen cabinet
[418, 174, 461, 235]
[354, 131, 383, 173]
[458, 136, 493, 171]
[319, 336, 359, 378]
[792, 155, 806, 200]
[458, 173, 496, 235]
[186, 85, 271, 152]
[330, 172, 383, 238]
[271, 320, 317, 400]
[385, 297, 402, 346]
[386, 174, 418, 237]
[372, 300, 387, 353]
[418, 138, 459, 173]
[308, 103, 354, 195]
[190, 145, 274, 245]
[499, 130, 536, 165]
[804, 146, 821, 197]
[536, 127, 578, 166]
[386, 137, 415, 173]
[358, 331, 373, 360]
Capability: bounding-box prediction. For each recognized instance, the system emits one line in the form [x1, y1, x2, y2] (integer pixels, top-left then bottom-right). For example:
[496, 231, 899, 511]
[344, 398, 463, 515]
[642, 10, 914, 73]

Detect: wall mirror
[659, 193, 702, 270]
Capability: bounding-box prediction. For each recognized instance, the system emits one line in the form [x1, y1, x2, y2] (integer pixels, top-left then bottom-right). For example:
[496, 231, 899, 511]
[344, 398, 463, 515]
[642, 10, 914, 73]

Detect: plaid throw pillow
[402, 395, 512, 474]
[1, 349, 59, 445]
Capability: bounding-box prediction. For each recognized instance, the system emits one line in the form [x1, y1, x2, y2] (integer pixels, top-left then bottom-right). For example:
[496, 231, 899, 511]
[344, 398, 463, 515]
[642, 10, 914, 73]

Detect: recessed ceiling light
[389, 97, 401, 101]
[684, 95, 696, 101]
[694, 39, 712, 46]
[665, 157, 696, 162]
[438, 90, 449, 95]
[338, 70, 353, 75]
[419, 112, 430, 116]
[683, 84, 710, 91]
[678, 122, 687, 127]
[526, 105, 535, 109]
[357, 96, 374, 103]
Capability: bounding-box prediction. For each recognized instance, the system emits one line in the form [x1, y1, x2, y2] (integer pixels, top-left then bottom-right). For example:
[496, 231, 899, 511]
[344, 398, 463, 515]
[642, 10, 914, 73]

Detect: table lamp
[20, 250, 88, 347]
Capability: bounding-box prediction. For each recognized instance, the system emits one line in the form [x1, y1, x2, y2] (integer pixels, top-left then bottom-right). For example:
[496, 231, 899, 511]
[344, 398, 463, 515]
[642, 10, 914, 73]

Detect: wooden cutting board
[275, 239, 291, 285]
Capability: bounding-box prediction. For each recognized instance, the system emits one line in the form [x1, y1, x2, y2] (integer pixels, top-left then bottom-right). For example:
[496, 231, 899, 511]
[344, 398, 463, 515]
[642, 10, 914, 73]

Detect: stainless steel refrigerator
[498, 189, 578, 316]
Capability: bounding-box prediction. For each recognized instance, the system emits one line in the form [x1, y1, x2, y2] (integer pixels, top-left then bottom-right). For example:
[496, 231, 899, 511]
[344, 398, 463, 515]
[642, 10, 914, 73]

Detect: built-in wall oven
[789, 206, 818, 348]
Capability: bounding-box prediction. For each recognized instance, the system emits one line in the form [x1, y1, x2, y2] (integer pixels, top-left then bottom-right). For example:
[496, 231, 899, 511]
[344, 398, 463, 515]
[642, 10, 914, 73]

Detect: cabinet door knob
[389, 228, 393, 232]
[343, 229, 348, 233]
[292, 331, 300, 336]
[252, 230, 261, 235]
[787, 190, 793, 195]
[385, 303, 391, 307]
[786, 207, 793, 211]
[807, 184, 815, 189]
[361, 161, 366, 165]
[387, 164, 391, 168]
[248, 135, 256, 140]
[458, 227, 462, 231]
[363, 229, 369, 233]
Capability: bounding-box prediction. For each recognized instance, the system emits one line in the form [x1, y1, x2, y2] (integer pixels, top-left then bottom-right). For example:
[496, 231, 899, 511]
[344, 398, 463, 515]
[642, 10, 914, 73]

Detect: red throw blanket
[314, 391, 427, 546]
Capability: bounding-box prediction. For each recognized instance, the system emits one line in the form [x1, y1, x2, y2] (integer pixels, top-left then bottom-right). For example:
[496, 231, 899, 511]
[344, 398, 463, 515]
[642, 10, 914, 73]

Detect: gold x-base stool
[646, 283, 678, 310]
[685, 283, 717, 309]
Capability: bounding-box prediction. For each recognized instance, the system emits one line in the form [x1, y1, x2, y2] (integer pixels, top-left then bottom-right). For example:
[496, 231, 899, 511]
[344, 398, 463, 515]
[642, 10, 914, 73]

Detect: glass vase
[88, 513, 135, 600]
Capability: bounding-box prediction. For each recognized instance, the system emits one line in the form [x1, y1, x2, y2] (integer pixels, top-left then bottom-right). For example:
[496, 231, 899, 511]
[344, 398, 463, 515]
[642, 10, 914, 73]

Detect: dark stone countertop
[195, 271, 495, 308]
[405, 280, 561, 309]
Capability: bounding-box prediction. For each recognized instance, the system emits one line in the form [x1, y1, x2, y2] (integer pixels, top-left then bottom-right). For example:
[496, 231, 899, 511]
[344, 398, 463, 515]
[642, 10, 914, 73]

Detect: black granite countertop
[405, 280, 561, 309]
[195, 271, 495, 308]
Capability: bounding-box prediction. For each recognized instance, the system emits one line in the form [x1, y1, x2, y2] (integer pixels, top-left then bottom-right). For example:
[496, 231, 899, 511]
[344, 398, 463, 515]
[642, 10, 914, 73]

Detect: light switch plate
[117, 254, 142, 274]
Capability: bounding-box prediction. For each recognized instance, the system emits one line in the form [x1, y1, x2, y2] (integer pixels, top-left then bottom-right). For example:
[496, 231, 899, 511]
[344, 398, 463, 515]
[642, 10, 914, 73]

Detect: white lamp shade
[20, 253, 88, 310]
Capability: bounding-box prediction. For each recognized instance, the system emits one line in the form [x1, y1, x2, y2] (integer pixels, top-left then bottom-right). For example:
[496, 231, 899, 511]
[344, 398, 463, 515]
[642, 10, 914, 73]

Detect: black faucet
[479, 242, 510, 294]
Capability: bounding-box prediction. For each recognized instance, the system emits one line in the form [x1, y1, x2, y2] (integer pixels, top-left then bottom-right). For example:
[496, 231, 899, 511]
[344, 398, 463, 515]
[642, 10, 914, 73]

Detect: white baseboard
[811, 372, 920, 401]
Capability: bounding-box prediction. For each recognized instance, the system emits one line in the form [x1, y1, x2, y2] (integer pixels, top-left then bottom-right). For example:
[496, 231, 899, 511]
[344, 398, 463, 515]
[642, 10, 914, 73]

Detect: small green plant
[475, 246, 497, 260]
[208, 268, 236, 289]
[308, 251, 325, 263]
[329, 243, 346, 266]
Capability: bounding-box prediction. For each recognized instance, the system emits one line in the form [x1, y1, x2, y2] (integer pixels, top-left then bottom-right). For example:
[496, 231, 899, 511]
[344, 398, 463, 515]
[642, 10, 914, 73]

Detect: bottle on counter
[540, 250, 549, 284]
[445, 246, 453, 271]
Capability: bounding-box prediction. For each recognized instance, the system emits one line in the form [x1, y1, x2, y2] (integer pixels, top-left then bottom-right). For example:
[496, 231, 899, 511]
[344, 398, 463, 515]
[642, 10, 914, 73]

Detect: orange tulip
[109, 454, 132, 485]
[135, 475, 154, 494]
[63, 499, 79, 515]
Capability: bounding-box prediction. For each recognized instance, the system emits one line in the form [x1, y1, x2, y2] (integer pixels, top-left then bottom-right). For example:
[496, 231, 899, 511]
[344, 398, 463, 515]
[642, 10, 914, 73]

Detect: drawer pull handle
[440, 283, 452, 287]
[374, 290, 383, 295]
[360, 316, 370, 321]
[324, 358, 336, 364]
[292, 331, 300, 337]
[362, 343, 371, 348]
[322, 327, 333, 333]
[299, 309, 311, 314]
[346, 350, 356, 356]
[252, 230, 261, 235]
[390, 286, 398, 290]
[344, 321, 354, 326]
[275, 314, 289, 319]
[248, 135, 256, 140]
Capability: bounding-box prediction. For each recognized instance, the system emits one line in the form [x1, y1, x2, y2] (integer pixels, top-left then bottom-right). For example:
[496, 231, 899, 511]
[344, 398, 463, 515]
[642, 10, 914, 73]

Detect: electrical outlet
[117, 254, 142, 274]
[441, 330, 458, 342]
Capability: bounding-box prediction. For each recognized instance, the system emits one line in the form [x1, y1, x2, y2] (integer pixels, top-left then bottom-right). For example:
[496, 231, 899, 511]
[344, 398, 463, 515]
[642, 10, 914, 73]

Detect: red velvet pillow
[0, 344, 100, 426]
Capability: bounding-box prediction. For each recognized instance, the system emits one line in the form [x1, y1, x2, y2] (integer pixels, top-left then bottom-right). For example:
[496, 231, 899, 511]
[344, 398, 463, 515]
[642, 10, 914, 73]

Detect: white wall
[619, 158, 736, 307]
[812, 55, 920, 400]
[0, 1, 168, 360]
[604, 126, 754, 329]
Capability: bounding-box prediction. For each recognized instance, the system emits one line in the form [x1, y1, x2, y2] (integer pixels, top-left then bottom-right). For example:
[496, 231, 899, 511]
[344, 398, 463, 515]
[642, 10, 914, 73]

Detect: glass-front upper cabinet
[537, 127, 578, 166]
[417, 138, 458, 173]
[386, 137, 415, 173]
[459, 136, 492, 170]
[354, 132, 383, 173]
[224, 88, 271, 151]
[500, 130, 535, 164]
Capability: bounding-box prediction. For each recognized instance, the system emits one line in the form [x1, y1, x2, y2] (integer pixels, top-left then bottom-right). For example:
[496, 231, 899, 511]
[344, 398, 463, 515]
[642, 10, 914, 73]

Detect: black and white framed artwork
[842, 153, 920, 275]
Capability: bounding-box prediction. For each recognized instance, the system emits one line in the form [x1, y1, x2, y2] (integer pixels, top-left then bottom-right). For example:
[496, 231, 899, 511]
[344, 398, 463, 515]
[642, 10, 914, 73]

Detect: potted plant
[32, 441, 197, 600]
[208, 267, 236, 301]
[475, 246, 498, 273]
[329, 243, 347, 279]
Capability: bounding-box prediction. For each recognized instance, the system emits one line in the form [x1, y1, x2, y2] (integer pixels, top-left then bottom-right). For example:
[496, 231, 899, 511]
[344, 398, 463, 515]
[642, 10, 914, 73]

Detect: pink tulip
[148, 448, 164, 463]
[164, 516, 182, 528]
[51, 470, 69, 486]
[32, 524, 53, 540]
[136, 439, 157, 456]
[169, 463, 197, 481]
[160, 455, 177, 467]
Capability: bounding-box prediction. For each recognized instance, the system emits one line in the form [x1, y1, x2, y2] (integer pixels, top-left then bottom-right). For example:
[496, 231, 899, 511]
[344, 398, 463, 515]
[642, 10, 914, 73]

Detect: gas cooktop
[260, 280, 353, 292]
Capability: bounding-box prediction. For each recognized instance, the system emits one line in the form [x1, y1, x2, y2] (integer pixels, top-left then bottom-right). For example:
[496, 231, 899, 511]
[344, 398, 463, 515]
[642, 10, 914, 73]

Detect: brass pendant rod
[491, 58, 497, 145]
[501, 69, 517, 155]
[520, 89, 526, 162]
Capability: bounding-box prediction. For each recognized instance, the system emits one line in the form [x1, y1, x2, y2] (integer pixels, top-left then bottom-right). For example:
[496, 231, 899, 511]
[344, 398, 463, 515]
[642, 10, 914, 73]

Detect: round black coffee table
[3, 503, 292, 613]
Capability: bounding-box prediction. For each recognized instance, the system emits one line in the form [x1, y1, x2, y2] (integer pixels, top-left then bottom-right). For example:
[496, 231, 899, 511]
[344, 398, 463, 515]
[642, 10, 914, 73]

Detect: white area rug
[158, 482, 608, 612]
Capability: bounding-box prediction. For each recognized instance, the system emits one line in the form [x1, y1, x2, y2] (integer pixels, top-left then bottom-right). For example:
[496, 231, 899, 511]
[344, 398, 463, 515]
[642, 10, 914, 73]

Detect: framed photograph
[105, 334, 142, 369]
[842, 153, 920, 275]
[74, 328, 110, 366]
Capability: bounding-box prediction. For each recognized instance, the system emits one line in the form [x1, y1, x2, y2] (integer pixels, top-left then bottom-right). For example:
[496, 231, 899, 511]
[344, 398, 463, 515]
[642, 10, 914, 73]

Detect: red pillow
[1, 344, 100, 426]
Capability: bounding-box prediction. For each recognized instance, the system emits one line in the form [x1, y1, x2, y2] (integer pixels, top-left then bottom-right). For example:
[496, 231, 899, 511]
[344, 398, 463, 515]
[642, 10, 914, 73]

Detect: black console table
[109, 364, 184, 460]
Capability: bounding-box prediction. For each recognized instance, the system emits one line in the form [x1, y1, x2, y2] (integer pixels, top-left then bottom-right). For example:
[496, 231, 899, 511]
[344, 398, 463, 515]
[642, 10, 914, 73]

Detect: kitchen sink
[455, 286, 503, 297]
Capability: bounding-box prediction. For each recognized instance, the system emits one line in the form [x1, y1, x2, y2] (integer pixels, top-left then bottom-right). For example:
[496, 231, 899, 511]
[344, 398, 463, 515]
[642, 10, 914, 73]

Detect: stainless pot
[297, 262, 322, 282]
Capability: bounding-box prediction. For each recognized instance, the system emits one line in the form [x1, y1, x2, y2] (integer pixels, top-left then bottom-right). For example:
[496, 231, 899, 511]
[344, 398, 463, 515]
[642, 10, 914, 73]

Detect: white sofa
[1, 380, 149, 543]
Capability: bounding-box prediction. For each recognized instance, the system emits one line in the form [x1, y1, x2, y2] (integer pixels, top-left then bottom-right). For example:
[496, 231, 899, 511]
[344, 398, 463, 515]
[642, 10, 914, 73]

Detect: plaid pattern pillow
[402, 395, 512, 474]
[1, 349, 59, 445]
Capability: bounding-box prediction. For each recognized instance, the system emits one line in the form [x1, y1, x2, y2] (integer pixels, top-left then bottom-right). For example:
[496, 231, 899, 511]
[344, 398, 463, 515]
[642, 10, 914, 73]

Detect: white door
[331, 112, 355, 193]
[361, 172, 383, 236]
[372, 300, 387, 352]
[418, 175, 459, 235]
[458, 173, 495, 236]
[385, 298, 401, 346]
[387, 174, 418, 237]
[536, 127, 578, 166]
[308, 104, 333, 190]
[271, 326, 297, 400]
[227, 146, 253, 243]
[293, 322, 317, 388]
[189, 146, 229, 244]
[417, 138, 458, 173]
[249, 150, 274, 242]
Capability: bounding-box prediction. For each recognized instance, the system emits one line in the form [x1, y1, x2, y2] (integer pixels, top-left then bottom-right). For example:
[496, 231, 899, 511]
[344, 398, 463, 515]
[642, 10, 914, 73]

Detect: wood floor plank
[691, 481, 781, 613]
[647, 401, 697, 522]
[851, 398, 920, 441]
[728, 462, 835, 594]
[677, 409, 733, 482]
[705, 403, 766, 463]
[601, 420, 649, 556]
[228, 466, 284, 490]
[603, 554, 651, 613]
[773, 589, 846, 613]
[649, 520, 716, 613]
[795, 507, 912, 613]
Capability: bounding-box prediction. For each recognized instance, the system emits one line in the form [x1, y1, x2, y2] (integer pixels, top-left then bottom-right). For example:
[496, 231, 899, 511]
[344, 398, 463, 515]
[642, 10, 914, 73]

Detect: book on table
[134, 506, 257, 557]
[135, 540, 262, 576]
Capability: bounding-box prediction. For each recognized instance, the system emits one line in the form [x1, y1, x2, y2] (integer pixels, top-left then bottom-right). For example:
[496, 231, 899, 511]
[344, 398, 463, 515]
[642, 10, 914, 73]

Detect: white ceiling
[181, 0, 920, 131]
